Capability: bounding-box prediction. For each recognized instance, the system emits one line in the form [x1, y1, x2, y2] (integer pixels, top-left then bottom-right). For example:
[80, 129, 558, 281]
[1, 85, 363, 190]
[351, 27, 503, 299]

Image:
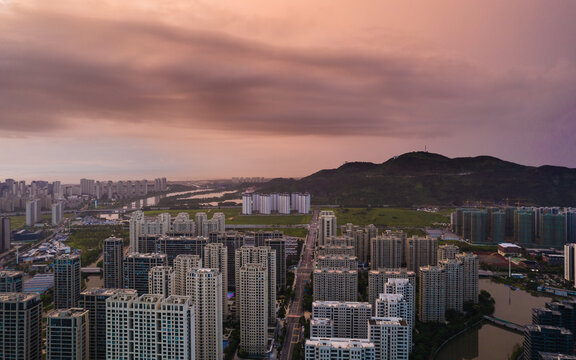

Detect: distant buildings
[0, 293, 43, 360]
[242, 192, 310, 215]
[51, 202, 63, 226]
[405, 236, 438, 274]
[26, 199, 40, 226]
[371, 231, 405, 269]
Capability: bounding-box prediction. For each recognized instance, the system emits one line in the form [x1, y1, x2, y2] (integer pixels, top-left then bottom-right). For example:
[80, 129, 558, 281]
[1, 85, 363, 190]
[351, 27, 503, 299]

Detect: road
[280, 210, 317, 360]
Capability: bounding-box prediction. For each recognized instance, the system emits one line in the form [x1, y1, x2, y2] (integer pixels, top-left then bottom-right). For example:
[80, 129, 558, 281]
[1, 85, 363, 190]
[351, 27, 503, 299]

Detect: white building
[305, 338, 376, 360]
[235, 246, 276, 325]
[384, 278, 415, 329]
[371, 231, 406, 269]
[369, 317, 411, 360]
[239, 264, 268, 357]
[418, 266, 446, 323]
[186, 268, 223, 360]
[318, 211, 337, 247]
[313, 269, 357, 302]
[46, 308, 89, 360]
[106, 294, 195, 360]
[26, 199, 40, 226]
[368, 268, 416, 308]
[242, 193, 253, 215]
[311, 301, 372, 339]
[172, 254, 202, 296]
[203, 243, 229, 316]
[51, 202, 64, 226]
[148, 266, 173, 297]
[565, 243, 576, 284]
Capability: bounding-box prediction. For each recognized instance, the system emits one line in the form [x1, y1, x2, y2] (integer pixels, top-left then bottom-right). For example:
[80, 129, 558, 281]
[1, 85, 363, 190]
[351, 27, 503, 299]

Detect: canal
[436, 279, 554, 360]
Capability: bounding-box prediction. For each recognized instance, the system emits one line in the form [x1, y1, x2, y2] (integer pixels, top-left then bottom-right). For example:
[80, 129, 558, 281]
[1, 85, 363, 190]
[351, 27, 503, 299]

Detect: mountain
[257, 152, 576, 207]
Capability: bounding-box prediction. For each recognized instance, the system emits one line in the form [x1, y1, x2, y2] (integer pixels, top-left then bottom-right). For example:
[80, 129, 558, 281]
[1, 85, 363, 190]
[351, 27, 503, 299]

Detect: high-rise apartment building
[155, 235, 208, 265]
[313, 268, 357, 302]
[540, 213, 566, 248]
[376, 294, 409, 325]
[80, 289, 137, 360]
[54, 253, 81, 309]
[418, 265, 446, 322]
[0, 293, 42, 360]
[46, 308, 89, 360]
[0, 271, 23, 292]
[239, 263, 268, 357]
[25, 199, 40, 226]
[371, 231, 405, 269]
[123, 252, 167, 295]
[368, 268, 416, 308]
[318, 211, 337, 246]
[148, 266, 173, 297]
[523, 325, 574, 360]
[439, 259, 463, 312]
[456, 253, 479, 304]
[51, 202, 64, 226]
[311, 301, 372, 339]
[103, 236, 124, 289]
[171, 213, 196, 235]
[318, 245, 356, 257]
[565, 243, 576, 284]
[1, 217, 11, 253]
[341, 223, 377, 265]
[203, 243, 228, 316]
[382, 278, 415, 329]
[209, 231, 245, 289]
[186, 268, 223, 360]
[438, 244, 460, 261]
[405, 236, 438, 273]
[369, 317, 411, 360]
[235, 246, 276, 325]
[317, 255, 358, 270]
[172, 254, 202, 296]
[106, 293, 195, 360]
[515, 210, 536, 245]
[265, 238, 286, 289]
[304, 338, 376, 360]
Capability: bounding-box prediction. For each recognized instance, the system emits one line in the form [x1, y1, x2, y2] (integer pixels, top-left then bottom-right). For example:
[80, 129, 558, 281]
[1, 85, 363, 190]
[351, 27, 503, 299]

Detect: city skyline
[1, 0, 576, 182]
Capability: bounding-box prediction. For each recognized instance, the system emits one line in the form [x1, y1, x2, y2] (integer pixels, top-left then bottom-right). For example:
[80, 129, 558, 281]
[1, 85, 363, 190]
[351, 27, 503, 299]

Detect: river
[436, 279, 554, 360]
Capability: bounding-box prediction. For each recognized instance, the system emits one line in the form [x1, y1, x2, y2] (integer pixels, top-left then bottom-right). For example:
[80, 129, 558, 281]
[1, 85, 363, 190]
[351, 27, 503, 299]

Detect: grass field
[67, 225, 128, 266]
[330, 208, 451, 228]
[144, 209, 311, 226]
[9, 213, 74, 230]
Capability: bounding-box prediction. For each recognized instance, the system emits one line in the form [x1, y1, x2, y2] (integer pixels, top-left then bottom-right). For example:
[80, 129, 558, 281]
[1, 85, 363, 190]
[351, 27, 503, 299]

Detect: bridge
[483, 315, 525, 333]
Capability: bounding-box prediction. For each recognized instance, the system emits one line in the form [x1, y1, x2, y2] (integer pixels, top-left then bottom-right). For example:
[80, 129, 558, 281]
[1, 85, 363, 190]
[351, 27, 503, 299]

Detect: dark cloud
[1, 9, 575, 138]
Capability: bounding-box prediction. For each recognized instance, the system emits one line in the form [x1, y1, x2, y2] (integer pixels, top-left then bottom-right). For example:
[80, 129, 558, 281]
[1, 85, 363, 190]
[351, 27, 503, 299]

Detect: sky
[1, 0, 576, 182]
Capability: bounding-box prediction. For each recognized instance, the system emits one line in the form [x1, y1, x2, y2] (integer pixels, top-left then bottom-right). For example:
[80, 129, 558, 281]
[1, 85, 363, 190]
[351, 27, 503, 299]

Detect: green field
[9, 213, 74, 230]
[144, 209, 311, 226]
[329, 208, 451, 228]
[67, 225, 128, 266]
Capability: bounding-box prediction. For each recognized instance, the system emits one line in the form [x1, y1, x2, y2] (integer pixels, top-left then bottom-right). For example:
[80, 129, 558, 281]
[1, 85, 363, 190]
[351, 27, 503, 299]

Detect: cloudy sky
[1, 0, 575, 182]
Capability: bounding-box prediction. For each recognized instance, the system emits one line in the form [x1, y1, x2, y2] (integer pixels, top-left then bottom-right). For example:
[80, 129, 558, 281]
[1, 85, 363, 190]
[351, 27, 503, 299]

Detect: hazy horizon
[2, 0, 576, 182]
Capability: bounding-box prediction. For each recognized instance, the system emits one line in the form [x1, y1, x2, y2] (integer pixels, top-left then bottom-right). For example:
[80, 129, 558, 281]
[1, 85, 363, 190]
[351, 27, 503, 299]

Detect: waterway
[436, 279, 554, 360]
